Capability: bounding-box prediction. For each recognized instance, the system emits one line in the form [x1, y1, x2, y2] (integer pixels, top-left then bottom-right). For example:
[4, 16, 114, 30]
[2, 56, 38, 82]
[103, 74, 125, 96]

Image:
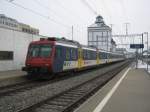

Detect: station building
[0, 14, 39, 35]
[111, 39, 117, 52]
[0, 14, 20, 31]
[88, 15, 116, 52]
[0, 14, 42, 71]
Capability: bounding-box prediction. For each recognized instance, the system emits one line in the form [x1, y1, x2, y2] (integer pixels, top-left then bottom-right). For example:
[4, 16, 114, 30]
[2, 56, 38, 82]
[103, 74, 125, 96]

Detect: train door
[78, 48, 83, 69]
[107, 53, 110, 63]
[105, 52, 108, 63]
[53, 46, 64, 73]
[96, 51, 100, 65]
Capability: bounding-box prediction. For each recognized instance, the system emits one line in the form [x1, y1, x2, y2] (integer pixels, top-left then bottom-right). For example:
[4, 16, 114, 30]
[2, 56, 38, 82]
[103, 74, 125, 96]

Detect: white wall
[0, 27, 44, 71]
[88, 30, 112, 51]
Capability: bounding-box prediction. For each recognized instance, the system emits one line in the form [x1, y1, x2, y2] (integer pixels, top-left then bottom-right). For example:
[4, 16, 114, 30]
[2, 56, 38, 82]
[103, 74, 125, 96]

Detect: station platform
[74, 62, 150, 112]
[0, 70, 27, 87]
[0, 70, 26, 80]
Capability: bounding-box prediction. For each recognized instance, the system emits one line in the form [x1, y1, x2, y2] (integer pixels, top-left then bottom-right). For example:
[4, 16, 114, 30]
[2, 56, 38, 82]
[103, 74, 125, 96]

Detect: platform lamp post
[71, 26, 74, 40]
[144, 32, 149, 71]
[142, 34, 144, 63]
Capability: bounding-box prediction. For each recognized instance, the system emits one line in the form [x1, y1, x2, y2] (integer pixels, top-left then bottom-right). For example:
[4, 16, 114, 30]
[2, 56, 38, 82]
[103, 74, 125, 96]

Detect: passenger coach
[22, 37, 125, 78]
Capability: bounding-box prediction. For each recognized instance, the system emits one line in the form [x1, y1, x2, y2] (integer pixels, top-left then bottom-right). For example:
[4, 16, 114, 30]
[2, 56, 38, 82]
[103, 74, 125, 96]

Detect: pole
[147, 32, 148, 71]
[125, 23, 130, 35]
[136, 49, 138, 69]
[72, 26, 73, 40]
[107, 31, 108, 60]
[142, 34, 143, 62]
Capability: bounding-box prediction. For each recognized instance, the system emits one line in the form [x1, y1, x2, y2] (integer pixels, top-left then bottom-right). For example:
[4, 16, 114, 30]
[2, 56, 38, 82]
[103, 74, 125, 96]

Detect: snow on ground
[135, 60, 150, 73]
[137, 60, 147, 68]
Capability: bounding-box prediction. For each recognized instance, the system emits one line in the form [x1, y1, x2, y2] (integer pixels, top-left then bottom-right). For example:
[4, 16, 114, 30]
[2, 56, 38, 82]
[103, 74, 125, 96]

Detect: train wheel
[40, 73, 55, 80]
[26, 72, 36, 80]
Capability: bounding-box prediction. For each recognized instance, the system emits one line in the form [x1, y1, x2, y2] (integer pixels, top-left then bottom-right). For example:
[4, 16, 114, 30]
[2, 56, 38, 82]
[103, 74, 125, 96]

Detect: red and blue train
[22, 37, 125, 78]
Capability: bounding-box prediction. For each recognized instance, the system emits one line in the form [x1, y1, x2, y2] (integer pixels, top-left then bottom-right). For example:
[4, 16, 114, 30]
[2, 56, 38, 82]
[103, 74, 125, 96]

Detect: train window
[55, 47, 61, 58]
[104, 53, 107, 59]
[87, 51, 90, 59]
[112, 54, 114, 58]
[83, 50, 85, 59]
[91, 51, 92, 59]
[29, 45, 40, 57]
[0, 51, 13, 60]
[74, 49, 77, 59]
[29, 44, 52, 58]
[40, 45, 52, 58]
[83, 50, 86, 59]
[90, 51, 93, 59]
[116, 55, 118, 58]
[71, 49, 77, 60]
[93, 51, 96, 59]
[99, 52, 103, 59]
[110, 54, 112, 58]
[66, 48, 70, 60]
[104, 53, 108, 59]
[101, 52, 105, 59]
[99, 53, 101, 59]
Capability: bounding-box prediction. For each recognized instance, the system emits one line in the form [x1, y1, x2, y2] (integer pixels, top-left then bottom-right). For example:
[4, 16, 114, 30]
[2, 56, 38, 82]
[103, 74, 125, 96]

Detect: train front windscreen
[28, 44, 52, 58]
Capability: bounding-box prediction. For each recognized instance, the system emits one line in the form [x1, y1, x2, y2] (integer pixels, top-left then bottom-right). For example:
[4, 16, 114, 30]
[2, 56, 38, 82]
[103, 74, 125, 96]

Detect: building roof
[0, 14, 39, 34]
[88, 15, 111, 30]
[0, 14, 18, 23]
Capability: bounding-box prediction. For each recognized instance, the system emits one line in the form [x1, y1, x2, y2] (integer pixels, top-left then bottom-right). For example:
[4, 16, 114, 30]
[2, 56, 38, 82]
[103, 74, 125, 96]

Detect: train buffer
[74, 62, 150, 112]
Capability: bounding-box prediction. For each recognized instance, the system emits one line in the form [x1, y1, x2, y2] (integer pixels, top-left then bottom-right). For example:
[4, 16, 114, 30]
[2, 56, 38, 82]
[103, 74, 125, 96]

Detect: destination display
[130, 44, 144, 49]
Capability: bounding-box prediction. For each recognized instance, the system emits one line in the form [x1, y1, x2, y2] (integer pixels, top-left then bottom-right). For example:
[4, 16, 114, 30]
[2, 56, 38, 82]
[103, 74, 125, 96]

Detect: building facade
[19, 23, 39, 35]
[116, 48, 127, 54]
[0, 26, 44, 71]
[110, 39, 117, 52]
[0, 14, 39, 35]
[0, 14, 20, 31]
[88, 15, 115, 51]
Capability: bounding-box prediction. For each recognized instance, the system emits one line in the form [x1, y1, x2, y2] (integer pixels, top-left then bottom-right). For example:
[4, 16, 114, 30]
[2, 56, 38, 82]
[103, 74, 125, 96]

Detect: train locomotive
[22, 37, 125, 78]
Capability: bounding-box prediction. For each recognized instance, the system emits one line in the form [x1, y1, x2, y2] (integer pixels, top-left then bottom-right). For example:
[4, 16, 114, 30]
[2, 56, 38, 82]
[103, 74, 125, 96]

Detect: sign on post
[130, 44, 144, 49]
[130, 44, 144, 69]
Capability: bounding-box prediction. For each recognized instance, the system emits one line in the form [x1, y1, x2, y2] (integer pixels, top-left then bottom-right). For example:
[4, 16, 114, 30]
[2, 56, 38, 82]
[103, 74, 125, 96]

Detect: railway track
[0, 73, 76, 97]
[0, 62, 119, 98]
[19, 61, 130, 112]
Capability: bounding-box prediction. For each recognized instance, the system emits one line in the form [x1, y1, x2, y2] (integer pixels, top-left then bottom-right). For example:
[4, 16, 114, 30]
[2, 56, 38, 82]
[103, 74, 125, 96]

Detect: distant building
[116, 48, 127, 54]
[110, 39, 117, 52]
[20, 23, 39, 35]
[88, 15, 113, 51]
[0, 25, 45, 71]
[0, 14, 20, 31]
[0, 14, 39, 35]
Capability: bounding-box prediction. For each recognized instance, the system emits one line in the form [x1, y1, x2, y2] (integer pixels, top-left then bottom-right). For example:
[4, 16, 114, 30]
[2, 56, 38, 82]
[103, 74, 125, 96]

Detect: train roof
[32, 37, 123, 55]
[143, 53, 150, 56]
[81, 45, 97, 51]
[40, 37, 80, 47]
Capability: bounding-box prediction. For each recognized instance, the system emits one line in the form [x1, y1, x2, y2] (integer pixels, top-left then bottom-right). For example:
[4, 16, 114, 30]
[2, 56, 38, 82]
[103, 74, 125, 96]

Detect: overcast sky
[0, 0, 149, 47]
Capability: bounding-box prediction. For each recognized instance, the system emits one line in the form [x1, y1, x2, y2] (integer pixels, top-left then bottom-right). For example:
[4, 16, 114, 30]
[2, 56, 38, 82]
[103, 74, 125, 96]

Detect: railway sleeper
[52, 98, 75, 103]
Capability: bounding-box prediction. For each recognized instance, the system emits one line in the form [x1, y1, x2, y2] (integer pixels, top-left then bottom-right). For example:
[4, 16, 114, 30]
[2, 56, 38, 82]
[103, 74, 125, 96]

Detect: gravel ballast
[0, 61, 127, 112]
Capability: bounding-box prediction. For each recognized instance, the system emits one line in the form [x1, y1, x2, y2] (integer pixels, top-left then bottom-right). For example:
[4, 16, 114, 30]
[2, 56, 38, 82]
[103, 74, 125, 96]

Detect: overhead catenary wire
[32, 0, 63, 18]
[87, 0, 100, 15]
[5, 0, 71, 29]
[32, 0, 92, 38]
[81, 0, 98, 15]
[32, 0, 74, 25]
[54, 0, 88, 24]
[8, 0, 92, 40]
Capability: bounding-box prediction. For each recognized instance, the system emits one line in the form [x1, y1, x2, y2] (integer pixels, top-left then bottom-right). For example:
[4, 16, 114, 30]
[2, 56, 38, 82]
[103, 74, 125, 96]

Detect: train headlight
[45, 64, 49, 66]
